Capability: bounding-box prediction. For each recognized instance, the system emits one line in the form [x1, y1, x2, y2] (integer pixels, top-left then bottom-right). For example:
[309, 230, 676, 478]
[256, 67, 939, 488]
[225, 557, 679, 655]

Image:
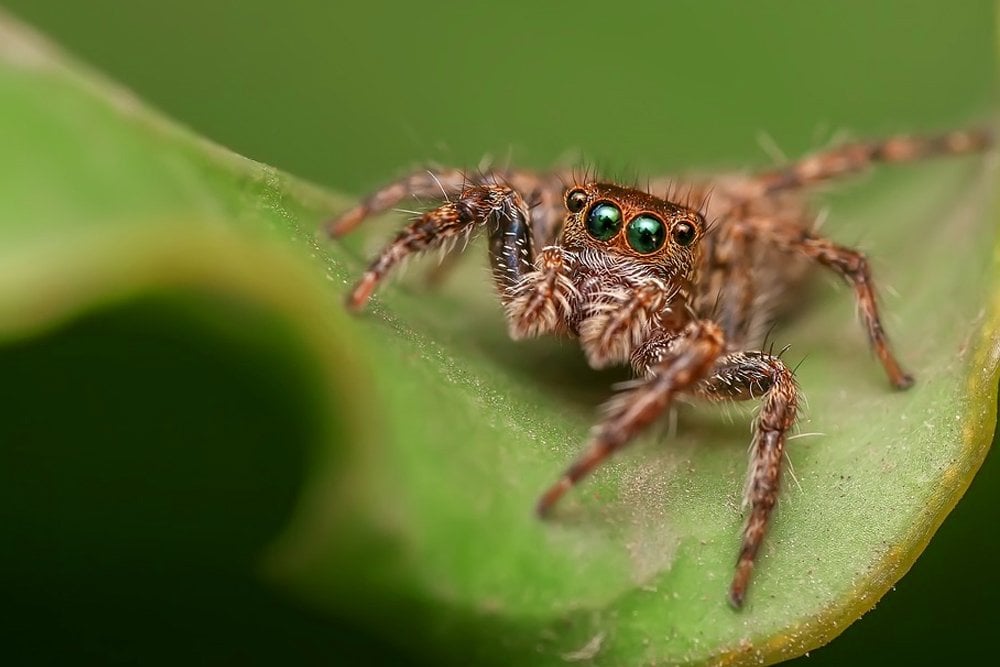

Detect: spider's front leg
[344, 184, 531, 310]
[694, 351, 800, 608]
[325, 167, 470, 237]
[536, 320, 725, 515]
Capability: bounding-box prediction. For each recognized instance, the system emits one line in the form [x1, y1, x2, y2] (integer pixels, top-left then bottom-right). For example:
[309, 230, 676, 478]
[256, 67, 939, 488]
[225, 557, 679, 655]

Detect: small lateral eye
[566, 188, 588, 213]
[672, 220, 697, 247]
[625, 214, 667, 254]
[586, 202, 623, 240]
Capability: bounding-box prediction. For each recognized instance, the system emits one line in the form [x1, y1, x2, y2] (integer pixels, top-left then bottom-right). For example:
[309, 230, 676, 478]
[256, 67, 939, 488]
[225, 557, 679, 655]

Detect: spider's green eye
[586, 202, 622, 240]
[625, 214, 667, 254]
[672, 220, 697, 247]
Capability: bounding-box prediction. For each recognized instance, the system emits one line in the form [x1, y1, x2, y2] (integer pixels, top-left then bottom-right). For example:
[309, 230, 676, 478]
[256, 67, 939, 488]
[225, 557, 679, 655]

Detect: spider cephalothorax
[326, 128, 991, 607]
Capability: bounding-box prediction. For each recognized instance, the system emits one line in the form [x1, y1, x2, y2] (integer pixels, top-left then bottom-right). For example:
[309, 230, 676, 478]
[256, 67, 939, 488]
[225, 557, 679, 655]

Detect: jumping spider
[326, 129, 990, 608]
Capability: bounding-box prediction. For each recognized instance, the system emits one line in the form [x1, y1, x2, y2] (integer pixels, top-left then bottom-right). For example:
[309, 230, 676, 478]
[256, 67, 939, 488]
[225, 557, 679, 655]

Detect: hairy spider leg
[488, 191, 535, 292]
[744, 128, 992, 198]
[535, 320, 725, 515]
[329, 167, 565, 288]
[695, 219, 761, 346]
[326, 167, 560, 238]
[694, 351, 800, 608]
[325, 167, 471, 237]
[345, 185, 531, 310]
[735, 216, 913, 389]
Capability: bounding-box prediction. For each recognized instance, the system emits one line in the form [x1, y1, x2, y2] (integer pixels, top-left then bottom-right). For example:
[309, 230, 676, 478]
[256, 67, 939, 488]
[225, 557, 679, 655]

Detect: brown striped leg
[346, 185, 530, 310]
[325, 167, 471, 237]
[725, 214, 913, 389]
[326, 166, 561, 239]
[536, 320, 725, 516]
[696, 351, 799, 608]
[797, 234, 913, 388]
[745, 128, 992, 197]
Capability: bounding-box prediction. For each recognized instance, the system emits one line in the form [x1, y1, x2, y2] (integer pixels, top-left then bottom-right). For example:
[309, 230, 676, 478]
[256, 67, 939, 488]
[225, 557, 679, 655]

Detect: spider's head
[562, 183, 704, 278]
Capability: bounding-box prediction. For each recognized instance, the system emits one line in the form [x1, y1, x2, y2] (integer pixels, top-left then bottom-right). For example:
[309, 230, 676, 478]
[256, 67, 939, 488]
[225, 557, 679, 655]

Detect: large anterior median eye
[586, 202, 622, 240]
[625, 214, 667, 254]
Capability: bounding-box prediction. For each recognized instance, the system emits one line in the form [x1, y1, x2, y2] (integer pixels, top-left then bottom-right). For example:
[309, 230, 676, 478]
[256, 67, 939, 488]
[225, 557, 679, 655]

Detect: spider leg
[325, 167, 470, 237]
[736, 216, 913, 388]
[695, 351, 799, 608]
[326, 167, 561, 238]
[744, 128, 991, 198]
[488, 193, 535, 293]
[425, 176, 541, 289]
[345, 184, 530, 310]
[806, 235, 913, 388]
[536, 320, 724, 515]
[695, 220, 759, 347]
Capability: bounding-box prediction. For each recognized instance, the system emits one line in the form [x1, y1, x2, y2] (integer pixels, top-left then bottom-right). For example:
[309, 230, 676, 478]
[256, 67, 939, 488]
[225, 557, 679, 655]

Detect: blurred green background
[6, 1, 995, 188]
[2, 0, 996, 664]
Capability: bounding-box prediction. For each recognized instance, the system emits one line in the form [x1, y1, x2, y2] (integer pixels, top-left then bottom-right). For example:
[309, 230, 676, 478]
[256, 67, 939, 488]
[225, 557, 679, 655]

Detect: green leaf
[0, 11, 996, 666]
